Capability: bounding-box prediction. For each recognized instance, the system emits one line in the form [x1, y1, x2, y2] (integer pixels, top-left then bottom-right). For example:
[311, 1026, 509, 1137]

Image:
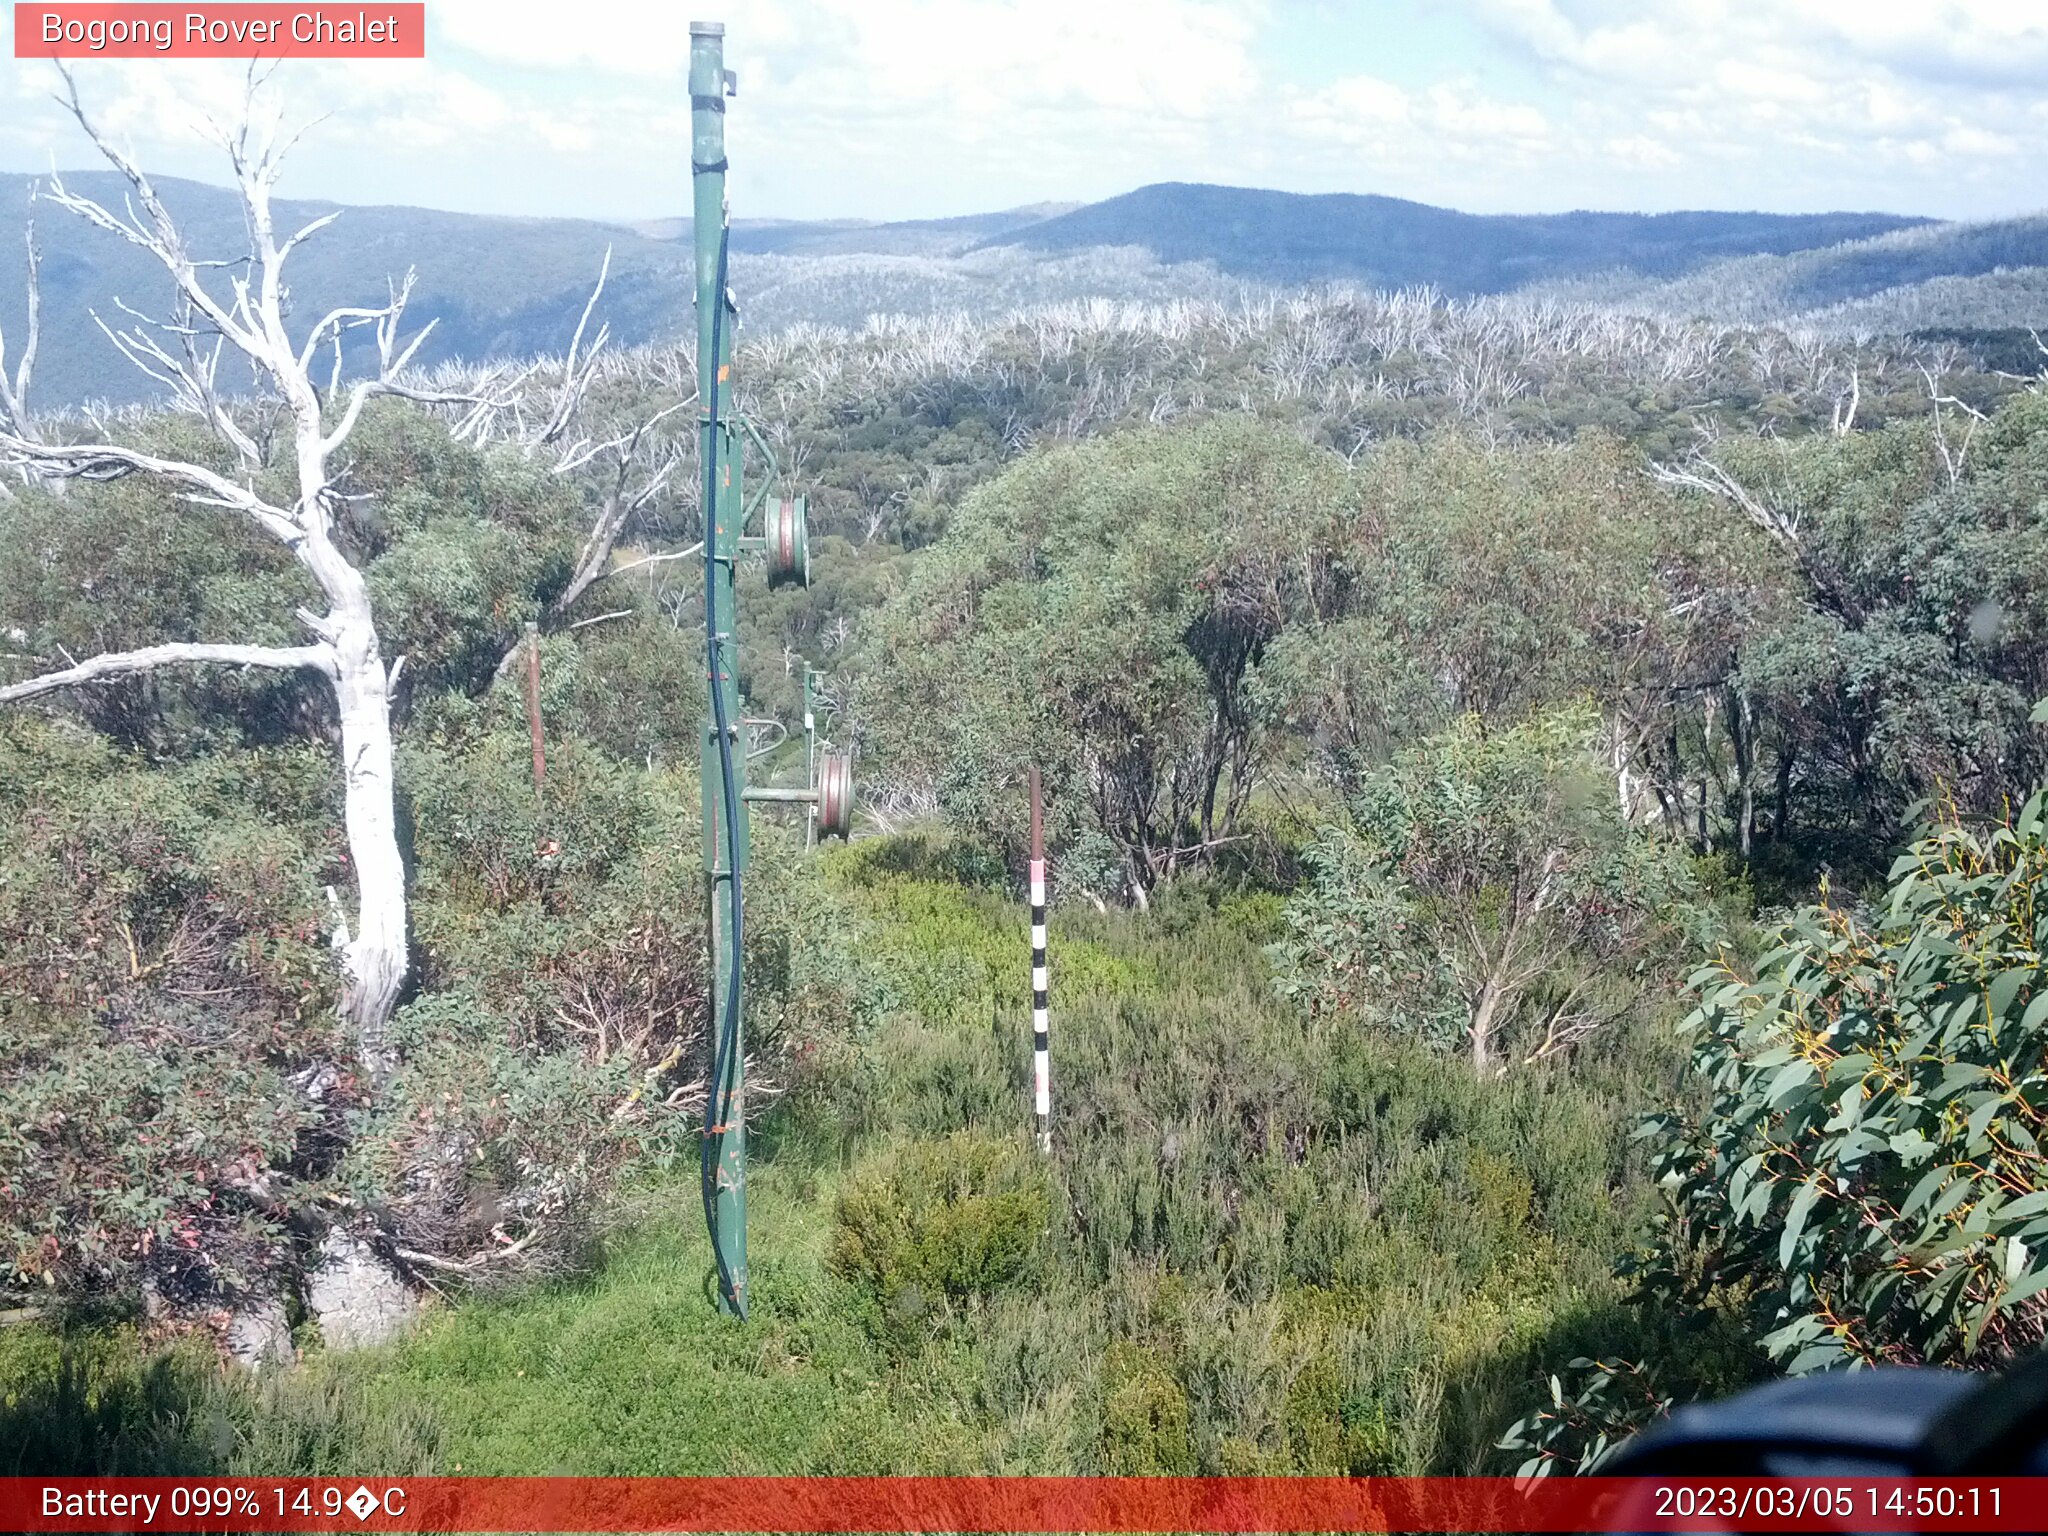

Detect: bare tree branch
[1921, 363, 1987, 489]
[1651, 444, 1866, 627]
[0, 187, 40, 427]
[536, 246, 612, 446]
[46, 67, 263, 363]
[0, 640, 335, 703]
[551, 402, 689, 610]
[0, 432, 303, 541]
[0, 183, 49, 493]
[566, 608, 635, 632]
[604, 541, 705, 579]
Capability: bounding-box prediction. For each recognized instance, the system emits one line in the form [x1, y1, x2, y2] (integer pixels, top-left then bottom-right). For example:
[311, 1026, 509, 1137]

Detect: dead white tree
[0, 183, 49, 492]
[545, 399, 690, 614]
[0, 71, 501, 1079]
[1651, 434, 1866, 628]
[485, 395, 691, 686]
[1920, 363, 1987, 489]
[534, 245, 612, 448]
[1829, 365, 1860, 437]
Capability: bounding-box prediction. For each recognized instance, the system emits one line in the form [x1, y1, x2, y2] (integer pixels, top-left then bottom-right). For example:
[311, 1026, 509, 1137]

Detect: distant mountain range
[1530, 214, 2048, 328]
[1, 173, 2042, 407]
[0, 171, 691, 409]
[649, 204, 1082, 257]
[975, 183, 1928, 290]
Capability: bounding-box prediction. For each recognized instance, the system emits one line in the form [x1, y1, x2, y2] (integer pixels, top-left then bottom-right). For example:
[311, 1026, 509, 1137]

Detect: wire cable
[699, 217, 745, 1317]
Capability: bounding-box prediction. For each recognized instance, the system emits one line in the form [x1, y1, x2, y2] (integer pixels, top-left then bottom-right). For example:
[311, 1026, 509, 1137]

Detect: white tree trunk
[332, 612, 406, 1079]
[290, 374, 410, 1077]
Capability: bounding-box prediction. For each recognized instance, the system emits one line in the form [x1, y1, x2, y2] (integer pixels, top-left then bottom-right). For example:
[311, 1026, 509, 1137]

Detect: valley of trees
[8, 105, 2048, 1482]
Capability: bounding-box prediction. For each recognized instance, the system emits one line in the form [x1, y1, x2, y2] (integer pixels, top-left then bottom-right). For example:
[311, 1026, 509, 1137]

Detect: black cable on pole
[699, 218, 745, 1316]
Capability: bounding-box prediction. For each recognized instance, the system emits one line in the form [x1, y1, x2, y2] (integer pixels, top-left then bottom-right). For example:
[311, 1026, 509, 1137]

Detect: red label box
[14, 3, 426, 58]
[3, 1476, 2047, 1533]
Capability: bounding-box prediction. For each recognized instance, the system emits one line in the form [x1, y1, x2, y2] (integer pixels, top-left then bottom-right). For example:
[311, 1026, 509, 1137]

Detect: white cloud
[1606, 134, 1680, 170]
[1457, 0, 2048, 212]
[1285, 74, 1550, 163]
[3, 0, 2048, 223]
[433, 0, 700, 80]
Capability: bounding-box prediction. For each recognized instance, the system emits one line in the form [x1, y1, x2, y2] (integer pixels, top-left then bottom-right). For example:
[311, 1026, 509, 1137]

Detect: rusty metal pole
[1029, 766, 1050, 1152]
[523, 620, 545, 797]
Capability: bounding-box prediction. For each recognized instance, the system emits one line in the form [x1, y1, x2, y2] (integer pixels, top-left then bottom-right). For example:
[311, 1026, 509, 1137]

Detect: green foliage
[349, 1174, 994, 1475]
[826, 829, 1008, 892]
[538, 616, 706, 769]
[826, 851, 1669, 1473]
[1273, 708, 1706, 1071]
[1669, 393, 2048, 876]
[0, 429, 318, 751]
[0, 718, 341, 1301]
[1260, 431, 1740, 771]
[831, 1133, 1052, 1341]
[348, 401, 584, 696]
[1098, 1339, 1196, 1473]
[350, 725, 872, 1271]
[1497, 1356, 1671, 1477]
[11, 848, 1677, 1477]
[865, 416, 1349, 895]
[0, 1327, 439, 1475]
[1636, 788, 2048, 1374]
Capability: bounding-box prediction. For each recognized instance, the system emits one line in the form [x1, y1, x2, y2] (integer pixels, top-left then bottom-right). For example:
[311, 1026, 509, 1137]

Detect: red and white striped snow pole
[1029, 765, 1050, 1152]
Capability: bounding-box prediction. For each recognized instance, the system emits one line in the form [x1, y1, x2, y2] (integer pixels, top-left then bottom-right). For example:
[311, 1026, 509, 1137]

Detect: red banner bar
[4, 1476, 2046, 1532]
[13, 4, 425, 58]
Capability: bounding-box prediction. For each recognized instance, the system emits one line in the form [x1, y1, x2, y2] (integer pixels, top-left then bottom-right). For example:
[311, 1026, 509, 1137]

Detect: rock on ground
[306, 1230, 417, 1350]
[225, 1294, 294, 1370]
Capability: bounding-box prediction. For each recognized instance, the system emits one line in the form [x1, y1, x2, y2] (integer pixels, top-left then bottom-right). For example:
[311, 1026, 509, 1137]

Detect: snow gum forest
[8, 91, 2048, 1480]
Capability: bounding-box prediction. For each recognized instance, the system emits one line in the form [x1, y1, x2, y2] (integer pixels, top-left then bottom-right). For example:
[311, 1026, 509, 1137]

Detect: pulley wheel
[766, 494, 810, 589]
[817, 752, 854, 841]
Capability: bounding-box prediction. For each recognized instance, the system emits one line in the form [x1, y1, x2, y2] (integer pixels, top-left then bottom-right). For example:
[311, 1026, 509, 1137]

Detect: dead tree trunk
[1727, 684, 1756, 859]
[0, 72, 507, 1078]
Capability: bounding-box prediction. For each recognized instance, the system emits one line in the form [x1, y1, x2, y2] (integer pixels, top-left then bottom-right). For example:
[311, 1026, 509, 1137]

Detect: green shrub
[0, 720, 341, 1304]
[1272, 707, 1706, 1074]
[0, 1327, 439, 1475]
[0, 451, 318, 754]
[826, 830, 1007, 892]
[830, 1133, 1052, 1339]
[358, 728, 878, 1275]
[863, 417, 1350, 896]
[1638, 787, 2048, 1373]
[341, 991, 651, 1277]
[1099, 1340, 1195, 1473]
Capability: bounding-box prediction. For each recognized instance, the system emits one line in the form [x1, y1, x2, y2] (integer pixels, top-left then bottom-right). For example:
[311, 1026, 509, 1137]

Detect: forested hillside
[0, 170, 1961, 406]
[8, 121, 2048, 1481]
[983, 184, 1924, 290]
[1537, 215, 2048, 354]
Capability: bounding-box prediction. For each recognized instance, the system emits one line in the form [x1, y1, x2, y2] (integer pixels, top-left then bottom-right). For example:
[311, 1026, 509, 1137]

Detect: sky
[1, 0, 2045, 225]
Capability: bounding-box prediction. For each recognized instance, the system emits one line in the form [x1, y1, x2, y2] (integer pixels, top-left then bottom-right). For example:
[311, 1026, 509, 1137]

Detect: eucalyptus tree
[865, 416, 1346, 901]
[1273, 708, 1702, 1075]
